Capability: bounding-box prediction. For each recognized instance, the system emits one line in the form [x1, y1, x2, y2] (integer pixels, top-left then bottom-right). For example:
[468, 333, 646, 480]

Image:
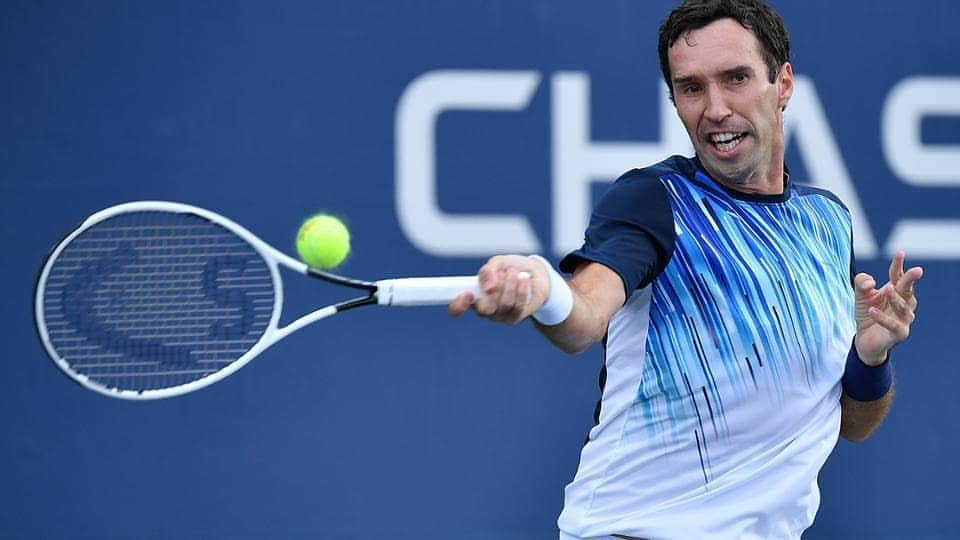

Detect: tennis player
[449, 0, 922, 538]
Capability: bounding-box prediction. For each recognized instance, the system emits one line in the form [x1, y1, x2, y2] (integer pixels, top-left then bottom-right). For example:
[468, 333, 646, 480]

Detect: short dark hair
[658, 0, 790, 101]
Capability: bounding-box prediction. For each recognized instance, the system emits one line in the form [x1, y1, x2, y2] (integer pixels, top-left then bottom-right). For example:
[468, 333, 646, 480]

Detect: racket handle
[376, 276, 481, 306]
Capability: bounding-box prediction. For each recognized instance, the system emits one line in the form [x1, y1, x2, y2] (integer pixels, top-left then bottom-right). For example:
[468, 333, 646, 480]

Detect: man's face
[668, 18, 793, 190]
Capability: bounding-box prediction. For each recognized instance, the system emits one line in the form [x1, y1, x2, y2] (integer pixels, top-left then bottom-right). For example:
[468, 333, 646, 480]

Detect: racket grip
[376, 276, 481, 306]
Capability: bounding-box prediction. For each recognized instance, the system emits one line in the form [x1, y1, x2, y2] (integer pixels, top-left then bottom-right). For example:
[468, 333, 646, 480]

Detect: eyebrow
[673, 65, 756, 86]
[672, 75, 700, 87]
[721, 65, 755, 77]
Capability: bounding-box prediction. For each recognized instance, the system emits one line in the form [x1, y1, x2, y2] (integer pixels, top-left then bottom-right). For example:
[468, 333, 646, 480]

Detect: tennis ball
[296, 214, 350, 269]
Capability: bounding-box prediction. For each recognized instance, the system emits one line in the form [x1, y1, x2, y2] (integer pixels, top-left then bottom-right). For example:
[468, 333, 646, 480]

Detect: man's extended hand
[853, 251, 923, 366]
[447, 255, 551, 325]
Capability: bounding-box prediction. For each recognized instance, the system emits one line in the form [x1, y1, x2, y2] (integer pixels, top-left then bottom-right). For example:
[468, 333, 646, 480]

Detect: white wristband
[529, 255, 573, 326]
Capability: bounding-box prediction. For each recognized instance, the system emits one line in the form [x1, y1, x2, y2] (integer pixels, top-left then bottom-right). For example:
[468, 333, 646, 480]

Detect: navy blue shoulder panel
[559, 157, 681, 298]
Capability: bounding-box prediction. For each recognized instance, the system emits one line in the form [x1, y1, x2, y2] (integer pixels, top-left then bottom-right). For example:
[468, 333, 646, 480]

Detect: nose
[704, 85, 732, 123]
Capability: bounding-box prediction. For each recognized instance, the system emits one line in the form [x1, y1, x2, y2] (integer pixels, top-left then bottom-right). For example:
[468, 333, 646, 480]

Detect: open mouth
[708, 132, 747, 153]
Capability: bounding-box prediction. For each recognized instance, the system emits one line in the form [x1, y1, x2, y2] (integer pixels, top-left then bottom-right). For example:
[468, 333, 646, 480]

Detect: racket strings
[40, 211, 276, 393]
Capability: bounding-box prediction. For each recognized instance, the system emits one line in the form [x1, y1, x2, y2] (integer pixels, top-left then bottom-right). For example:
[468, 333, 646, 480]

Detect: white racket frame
[35, 201, 479, 400]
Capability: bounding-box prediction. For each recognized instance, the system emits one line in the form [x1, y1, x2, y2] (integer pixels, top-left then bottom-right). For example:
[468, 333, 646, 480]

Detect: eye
[681, 83, 702, 95]
[731, 72, 748, 84]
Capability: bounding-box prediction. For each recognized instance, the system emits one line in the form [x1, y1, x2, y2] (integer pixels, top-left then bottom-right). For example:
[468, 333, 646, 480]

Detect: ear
[777, 62, 794, 111]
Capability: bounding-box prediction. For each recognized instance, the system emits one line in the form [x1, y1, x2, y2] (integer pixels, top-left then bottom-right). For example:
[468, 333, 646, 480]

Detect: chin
[700, 157, 751, 186]
[720, 167, 752, 185]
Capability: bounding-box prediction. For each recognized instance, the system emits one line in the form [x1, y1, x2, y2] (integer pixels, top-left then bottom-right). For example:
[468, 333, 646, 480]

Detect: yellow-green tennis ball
[296, 214, 350, 269]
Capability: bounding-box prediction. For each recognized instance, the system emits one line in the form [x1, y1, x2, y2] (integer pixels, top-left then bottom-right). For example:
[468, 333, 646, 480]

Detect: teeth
[710, 132, 739, 143]
[710, 132, 743, 152]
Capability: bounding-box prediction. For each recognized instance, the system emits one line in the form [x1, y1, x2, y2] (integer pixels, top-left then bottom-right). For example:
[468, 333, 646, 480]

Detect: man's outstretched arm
[447, 255, 625, 355]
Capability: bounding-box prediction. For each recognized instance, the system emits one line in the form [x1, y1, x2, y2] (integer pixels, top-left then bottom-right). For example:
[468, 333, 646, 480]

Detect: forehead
[668, 18, 766, 78]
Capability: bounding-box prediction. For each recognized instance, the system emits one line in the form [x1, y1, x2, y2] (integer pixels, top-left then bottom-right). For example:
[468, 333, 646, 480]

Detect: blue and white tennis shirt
[557, 155, 856, 539]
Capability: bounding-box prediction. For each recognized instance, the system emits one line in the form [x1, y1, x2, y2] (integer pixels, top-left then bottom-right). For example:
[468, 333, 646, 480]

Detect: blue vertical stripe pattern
[627, 171, 855, 484]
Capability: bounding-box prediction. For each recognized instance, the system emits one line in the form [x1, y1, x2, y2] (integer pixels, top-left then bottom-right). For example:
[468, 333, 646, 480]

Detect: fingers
[888, 250, 905, 287]
[880, 283, 914, 321]
[477, 267, 534, 324]
[850, 253, 923, 355]
[888, 253, 922, 316]
[887, 251, 923, 295]
[858, 253, 924, 307]
[867, 300, 911, 342]
[853, 272, 875, 294]
[453, 255, 541, 324]
[474, 256, 507, 317]
[895, 266, 923, 297]
[477, 256, 505, 295]
[497, 269, 534, 311]
[447, 291, 475, 317]
[853, 272, 879, 305]
[499, 266, 520, 308]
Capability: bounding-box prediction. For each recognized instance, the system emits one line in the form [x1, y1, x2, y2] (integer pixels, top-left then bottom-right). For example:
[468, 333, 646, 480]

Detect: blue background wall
[2, 1, 958, 538]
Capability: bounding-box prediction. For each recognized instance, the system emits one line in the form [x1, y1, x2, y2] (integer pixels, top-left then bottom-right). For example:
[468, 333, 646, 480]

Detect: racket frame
[35, 201, 480, 400]
[34, 201, 374, 400]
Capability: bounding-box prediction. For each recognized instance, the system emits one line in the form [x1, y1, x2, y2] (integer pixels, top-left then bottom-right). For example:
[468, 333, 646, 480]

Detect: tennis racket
[34, 201, 481, 400]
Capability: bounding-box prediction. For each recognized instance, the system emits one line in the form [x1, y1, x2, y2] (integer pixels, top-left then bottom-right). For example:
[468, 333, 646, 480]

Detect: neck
[736, 162, 786, 195]
[697, 157, 787, 196]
